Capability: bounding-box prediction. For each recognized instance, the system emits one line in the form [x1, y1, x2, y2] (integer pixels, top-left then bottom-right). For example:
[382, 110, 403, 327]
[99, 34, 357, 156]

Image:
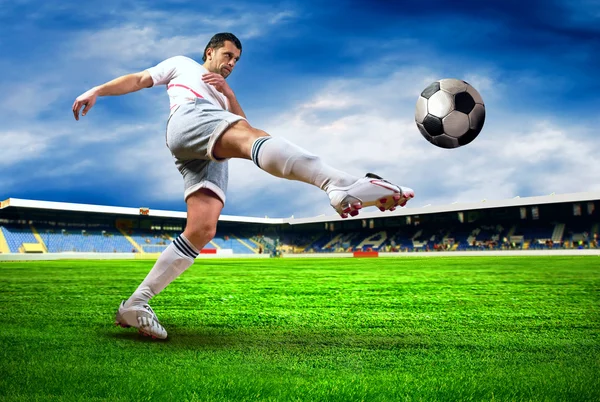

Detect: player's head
[202, 32, 242, 78]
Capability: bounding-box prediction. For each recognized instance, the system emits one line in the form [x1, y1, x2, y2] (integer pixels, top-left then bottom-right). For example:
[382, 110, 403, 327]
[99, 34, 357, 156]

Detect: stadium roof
[290, 190, 600, 225]
[0, 197, 281, 224]
[2, 190, 599, 225]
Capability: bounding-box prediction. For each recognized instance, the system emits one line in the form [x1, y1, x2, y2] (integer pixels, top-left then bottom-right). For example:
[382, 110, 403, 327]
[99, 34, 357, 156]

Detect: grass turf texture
[0, 257, 598, 401]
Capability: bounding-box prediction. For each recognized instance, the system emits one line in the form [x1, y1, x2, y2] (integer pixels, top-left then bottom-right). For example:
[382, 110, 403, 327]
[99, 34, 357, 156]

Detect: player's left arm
[202, 73, 247, 118]
[72, 71, 154, 120]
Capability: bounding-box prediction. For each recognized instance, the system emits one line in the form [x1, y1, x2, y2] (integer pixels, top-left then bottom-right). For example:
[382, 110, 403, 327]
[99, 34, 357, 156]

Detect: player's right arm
[72, 71, 154, 121]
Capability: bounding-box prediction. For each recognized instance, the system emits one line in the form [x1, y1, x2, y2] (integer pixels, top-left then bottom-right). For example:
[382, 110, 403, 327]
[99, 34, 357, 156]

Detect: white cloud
[35, 160, 96, 178]
[111, 125, 183, 201]
[269, 10, 295, 25]
[0, 131, 48, 165]
[71, 25, 208, 70]
[0, 82, 64, 118]
[68, 6, 300, 73]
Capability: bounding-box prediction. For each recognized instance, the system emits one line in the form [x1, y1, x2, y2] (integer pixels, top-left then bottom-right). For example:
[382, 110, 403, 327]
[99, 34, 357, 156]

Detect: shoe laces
[142, 304, 158, 319]
[366, 172, 402, 194]
[366, 172, 395, 186]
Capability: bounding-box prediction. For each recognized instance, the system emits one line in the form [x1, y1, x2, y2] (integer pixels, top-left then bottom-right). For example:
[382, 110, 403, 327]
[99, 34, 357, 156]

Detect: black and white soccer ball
[415, 78, 485, 149]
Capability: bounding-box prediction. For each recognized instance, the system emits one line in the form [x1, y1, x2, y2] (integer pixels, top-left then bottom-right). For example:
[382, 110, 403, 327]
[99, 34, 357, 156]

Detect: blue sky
[1, 0, 599, 218]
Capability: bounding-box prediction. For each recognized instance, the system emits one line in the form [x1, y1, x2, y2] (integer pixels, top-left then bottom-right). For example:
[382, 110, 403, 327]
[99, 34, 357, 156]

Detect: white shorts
[166, 98, 245, 204]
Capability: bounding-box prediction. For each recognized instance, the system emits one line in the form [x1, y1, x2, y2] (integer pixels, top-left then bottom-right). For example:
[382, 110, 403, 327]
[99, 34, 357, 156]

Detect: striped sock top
[251, 136, 272, 168]
[173, 235, 199, 259]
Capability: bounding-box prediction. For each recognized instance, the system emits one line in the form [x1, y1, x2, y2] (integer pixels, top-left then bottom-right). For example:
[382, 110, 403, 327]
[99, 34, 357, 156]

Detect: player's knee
[194, 222, 217, 241]
[232, 122, 268, 144]
[184, 222, 217, 249]
[249, 126, 269, 140]
[215, 122, 270, 159]
[203, 223, 217, 242]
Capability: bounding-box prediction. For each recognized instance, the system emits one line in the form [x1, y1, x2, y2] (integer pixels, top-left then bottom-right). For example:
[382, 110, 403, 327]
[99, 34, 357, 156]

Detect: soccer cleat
[114, 301, 168, 340]
[327, 173, 414, 218]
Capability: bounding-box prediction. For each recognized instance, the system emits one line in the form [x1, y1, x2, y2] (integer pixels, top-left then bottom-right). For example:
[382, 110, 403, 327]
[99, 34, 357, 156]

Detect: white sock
[251, 136, 358, 192]
[124, 234, 199, 308]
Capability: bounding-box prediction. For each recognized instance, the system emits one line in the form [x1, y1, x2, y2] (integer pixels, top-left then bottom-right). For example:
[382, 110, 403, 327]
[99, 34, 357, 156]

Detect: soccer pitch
[1, 257, 598, 401]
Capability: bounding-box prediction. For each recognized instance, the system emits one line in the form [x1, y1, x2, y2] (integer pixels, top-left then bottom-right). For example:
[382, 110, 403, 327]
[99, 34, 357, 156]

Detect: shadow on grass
[103, 325, 431, 351]
[106, 331, 172, 343]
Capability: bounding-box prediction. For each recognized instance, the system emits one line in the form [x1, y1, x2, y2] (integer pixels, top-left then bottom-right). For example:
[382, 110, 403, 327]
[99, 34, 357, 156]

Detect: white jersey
[147, 56, 230, 115]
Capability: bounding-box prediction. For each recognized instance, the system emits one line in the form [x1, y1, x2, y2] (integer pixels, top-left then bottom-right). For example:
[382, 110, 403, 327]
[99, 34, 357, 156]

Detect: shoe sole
[337, 184, 414, 218]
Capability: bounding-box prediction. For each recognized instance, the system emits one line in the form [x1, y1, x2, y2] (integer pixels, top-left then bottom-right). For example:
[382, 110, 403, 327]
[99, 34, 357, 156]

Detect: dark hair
[202, 32, 242, 62]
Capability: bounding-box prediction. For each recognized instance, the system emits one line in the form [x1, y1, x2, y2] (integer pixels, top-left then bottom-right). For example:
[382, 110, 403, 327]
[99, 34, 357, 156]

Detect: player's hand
[202, 73, 234, 98]
[72, 88, 99, 121]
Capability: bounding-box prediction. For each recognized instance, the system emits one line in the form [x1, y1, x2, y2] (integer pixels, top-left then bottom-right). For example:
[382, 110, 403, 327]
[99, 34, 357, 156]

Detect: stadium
[1, 191, 599, 258]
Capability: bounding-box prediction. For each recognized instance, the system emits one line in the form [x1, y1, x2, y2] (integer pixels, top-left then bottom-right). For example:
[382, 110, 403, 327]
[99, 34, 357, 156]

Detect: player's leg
[121, 188, 221, 306]
[213, 119, 357, 190]
[213, 119, 414, 218]
[116, 158, 227, 339]
[181, 189, 223, 249]
[115, 190, 221, 339]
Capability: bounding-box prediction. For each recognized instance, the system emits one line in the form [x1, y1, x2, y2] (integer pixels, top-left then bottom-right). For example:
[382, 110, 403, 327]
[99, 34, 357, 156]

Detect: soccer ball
[415, 78, 485, 149]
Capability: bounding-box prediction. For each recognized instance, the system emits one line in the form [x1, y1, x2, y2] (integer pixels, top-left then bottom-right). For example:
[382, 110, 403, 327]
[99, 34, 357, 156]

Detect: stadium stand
[42, 228, 135, 253]
[211, 233, 257, 254]
[1, 191, 599, 256]
[1, 226, 40, 253]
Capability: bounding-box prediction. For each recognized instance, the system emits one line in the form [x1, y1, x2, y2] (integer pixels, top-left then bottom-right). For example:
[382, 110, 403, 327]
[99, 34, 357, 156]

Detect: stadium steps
[230, 233, 257, 253]
[2, 227, 38, 253]
[30, 225, 48, 253]
[0, 227, 10, 253]
[552, 223, 565, 243]
[250, 236, 282, 253]
[248, 237, 263, 248]
[118, 228, 144, 253]
[256, 236, 279, 252]
[209, 240, 221, 249]
[323, 234, 342, 250]
[357, 231, 387, 250]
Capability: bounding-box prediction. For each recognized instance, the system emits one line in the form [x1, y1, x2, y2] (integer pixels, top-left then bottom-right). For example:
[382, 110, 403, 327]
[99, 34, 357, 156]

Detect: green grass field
[0, 256, 599, 401]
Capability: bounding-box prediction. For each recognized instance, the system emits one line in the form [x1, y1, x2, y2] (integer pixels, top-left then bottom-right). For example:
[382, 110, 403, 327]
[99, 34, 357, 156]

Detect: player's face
[206, 41, 241, 78]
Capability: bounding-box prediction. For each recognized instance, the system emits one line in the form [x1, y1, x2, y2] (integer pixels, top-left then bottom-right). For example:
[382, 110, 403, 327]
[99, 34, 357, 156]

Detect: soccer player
[72, 32, 414, 339]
